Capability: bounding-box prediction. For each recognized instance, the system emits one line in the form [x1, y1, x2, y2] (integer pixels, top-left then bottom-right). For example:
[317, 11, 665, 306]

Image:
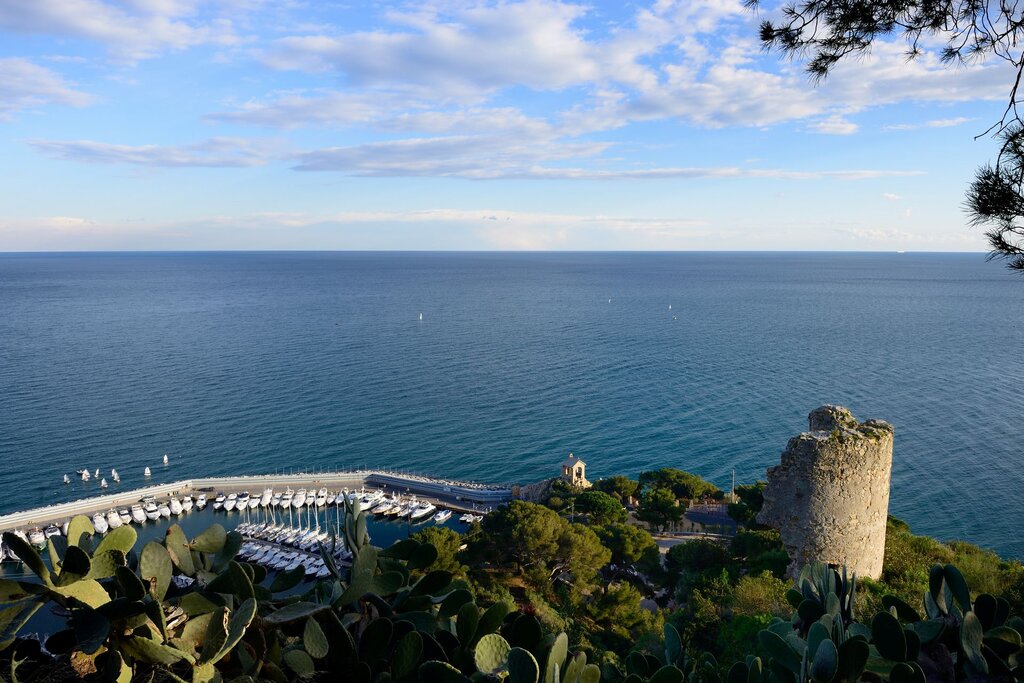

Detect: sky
[0, 0, 1013, 251]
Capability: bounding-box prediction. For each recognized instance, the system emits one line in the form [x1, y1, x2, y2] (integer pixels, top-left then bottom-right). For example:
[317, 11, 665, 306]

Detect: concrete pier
[0, 470, 514, 531]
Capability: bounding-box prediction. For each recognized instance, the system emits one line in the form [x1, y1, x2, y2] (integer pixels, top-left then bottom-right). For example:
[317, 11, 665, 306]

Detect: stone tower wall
[757, 405, 894, 579]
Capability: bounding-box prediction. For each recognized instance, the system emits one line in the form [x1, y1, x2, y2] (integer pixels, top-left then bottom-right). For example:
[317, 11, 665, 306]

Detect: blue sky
[0, 0, 1011, 251]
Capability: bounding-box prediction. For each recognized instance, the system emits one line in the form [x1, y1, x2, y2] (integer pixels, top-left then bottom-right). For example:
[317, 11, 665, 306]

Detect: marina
[0, 470, 510, 560]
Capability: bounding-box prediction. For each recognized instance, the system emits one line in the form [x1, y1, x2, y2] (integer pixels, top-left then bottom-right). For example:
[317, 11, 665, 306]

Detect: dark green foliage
[636, 488, 682, 532]
[638, 469, 721, 502]
[575, 491, 628, 525]
[3, 492, 1022, 683]
[596, 523, 660, 571]
[475, 500, 611, 596]
[726, 482, 766, 525]
[593, 476, 640, 504]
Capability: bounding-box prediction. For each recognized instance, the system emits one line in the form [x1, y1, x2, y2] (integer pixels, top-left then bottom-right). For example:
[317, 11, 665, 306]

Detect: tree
[727, 481, 766, 525]
[596, 522, 659, 567]
[574, 490, 627, 525]
[554, 523, 613, 593]
[593, 475, 640, 503]
[476, 500, 611, 597]
[585, 583, 662, 647]
[665, 539, 731, 580]
[410, 526, 467, 577]
[478, 500, 564, 577]
[749, 0, 1024, 269]
[638, 468, 721, 503]
[636, 487, 683, 531]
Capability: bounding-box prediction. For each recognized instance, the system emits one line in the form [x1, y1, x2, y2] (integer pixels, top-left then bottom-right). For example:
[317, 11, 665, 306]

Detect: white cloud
[808, 115, 859, 135]
[884, 116, 975, 131]
[263, 1, 601, 97]
[0, 58, 93, 119]
[883, 192, 901, 201]
[291, 133, 608, 176]
[29, 137, 283, 167]
[0, 0, 245, 60]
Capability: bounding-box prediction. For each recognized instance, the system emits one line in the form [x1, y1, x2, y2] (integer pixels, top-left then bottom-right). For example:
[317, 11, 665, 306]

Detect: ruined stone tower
[758, 405, 894, 579]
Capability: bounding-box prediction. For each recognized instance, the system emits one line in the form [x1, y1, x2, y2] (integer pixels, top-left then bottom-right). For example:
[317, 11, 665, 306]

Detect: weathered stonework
[757, 405, 894, 579]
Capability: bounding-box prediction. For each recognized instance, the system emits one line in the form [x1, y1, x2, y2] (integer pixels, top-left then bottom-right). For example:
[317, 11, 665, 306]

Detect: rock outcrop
[758, 405, 894, 579]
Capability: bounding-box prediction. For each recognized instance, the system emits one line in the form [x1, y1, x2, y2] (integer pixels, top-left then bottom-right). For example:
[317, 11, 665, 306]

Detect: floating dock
[0, 470, 514, 531]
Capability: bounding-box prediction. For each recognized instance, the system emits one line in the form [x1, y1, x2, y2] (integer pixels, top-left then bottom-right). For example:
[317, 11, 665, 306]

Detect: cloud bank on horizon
[0, 0, 1009, 251]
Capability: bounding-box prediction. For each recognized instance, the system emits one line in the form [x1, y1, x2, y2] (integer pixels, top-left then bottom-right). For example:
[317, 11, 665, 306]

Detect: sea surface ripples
[1, 252, 1021, 558]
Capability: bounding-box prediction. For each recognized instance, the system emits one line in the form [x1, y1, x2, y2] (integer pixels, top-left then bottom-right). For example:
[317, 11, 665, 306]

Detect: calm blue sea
[1, 252, 1022, 558]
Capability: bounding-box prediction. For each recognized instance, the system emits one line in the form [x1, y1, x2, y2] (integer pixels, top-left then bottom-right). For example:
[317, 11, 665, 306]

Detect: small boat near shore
[131, 504, 146, 524]
[433, 509, 452, 524]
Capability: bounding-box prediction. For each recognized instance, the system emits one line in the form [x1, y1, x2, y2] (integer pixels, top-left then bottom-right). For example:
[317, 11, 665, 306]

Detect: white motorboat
[63, 474, 70, 484]
[182, 496, 193, 512]
[433, 509, 452, 524]
[259, 488, 273, 507]
[315, 488, 327, 506]
[27, 528, 46, 548]
[292, 489, 306, 509]
[410, 502, 437, 521]
[213, 493, 225, 510]
[61, 521, 69, 535]
[100, 478, 108, 489]
[163, 454, 169, 465]
[106, 510, 122, 529]
[248, 498, 259, 510]
[44, 525, 62, 539]
[118, 509, 132, 525]
[196, 494, 207, 509]
[131, 505, 147, 524]
[326, 493, 336, 505]
[224, 493, 237, 512]
[144, 501, 160, 521]
[237, 492, 250, 509]
[158, 503, 171, 518]
[92, 513, 109, 534]
[169, 498, 183, 515]
[144, 467, 151, 477]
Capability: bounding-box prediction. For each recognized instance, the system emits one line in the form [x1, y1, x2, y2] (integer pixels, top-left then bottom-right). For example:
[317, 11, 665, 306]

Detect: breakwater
[0, 470, 514, 532]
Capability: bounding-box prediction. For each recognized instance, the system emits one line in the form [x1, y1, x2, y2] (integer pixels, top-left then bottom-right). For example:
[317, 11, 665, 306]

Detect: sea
[1, 252, 1022, 559]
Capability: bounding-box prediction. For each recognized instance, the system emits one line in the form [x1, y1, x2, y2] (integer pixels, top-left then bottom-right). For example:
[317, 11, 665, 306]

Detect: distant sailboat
[419, 313, 423, 321]
[163, 454, 169, 465]
[80, 470, 90, 482]
[144, 467, 151, 477]
[100, 478, 108, 489]
[111, 468, 120, 483]
[63, 474, 70, 484]
[94, 468, 99, 478]
[668, 304, 672, 310]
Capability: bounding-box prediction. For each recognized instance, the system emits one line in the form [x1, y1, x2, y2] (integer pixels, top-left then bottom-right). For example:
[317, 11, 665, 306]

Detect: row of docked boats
[211, 487, 372, 512]
[235, 519, 348, 579]
[1, 493, 209, 560]
[208, 486, 477, 526]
